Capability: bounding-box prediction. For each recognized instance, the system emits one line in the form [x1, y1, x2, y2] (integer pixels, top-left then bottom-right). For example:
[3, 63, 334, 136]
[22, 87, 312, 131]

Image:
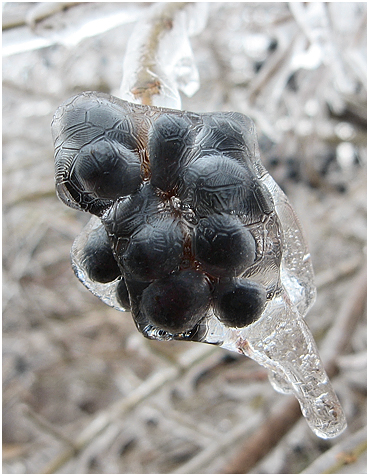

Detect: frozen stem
[220, 266, 366, 474]
[128, 2, 188, 106]
[119, 2, 207, 108]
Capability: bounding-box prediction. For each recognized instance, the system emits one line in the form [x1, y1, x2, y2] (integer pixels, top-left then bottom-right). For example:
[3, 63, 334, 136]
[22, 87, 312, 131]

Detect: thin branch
[321, 266, 367, 372]
[22, 404, 77, 449]
[121, 2, 192, 106]
[41, 345, 217, 474]
[314, 256, 362, 290]
[301, 426, 367, 474]
[221, 396, 302, 474]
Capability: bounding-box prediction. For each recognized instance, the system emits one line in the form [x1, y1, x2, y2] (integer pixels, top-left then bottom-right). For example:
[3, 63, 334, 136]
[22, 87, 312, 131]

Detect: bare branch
[301, 426, 367, 474]
[41, 345, 217, 473]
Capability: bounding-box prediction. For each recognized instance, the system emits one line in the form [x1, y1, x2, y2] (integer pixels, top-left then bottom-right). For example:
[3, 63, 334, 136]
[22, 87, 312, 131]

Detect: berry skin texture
[140, 270, 211, 333]
[213, 278, 267, 328]
[149, 114, 194, 192]
[179, 155, 252, 217]
[193, 213, 256, 277]
[71, 140, 141, 201]
[81, 225, 121, 284]
[121, 220, 184, 282]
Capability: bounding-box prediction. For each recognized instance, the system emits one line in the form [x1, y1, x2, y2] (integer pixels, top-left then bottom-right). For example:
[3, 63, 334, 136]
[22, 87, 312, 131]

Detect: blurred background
[3, 2, 366, 473]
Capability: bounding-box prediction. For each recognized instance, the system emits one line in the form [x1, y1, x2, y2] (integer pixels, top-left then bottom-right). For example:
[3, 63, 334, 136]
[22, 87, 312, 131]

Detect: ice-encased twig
[55, 0, 347, 440]
[216, 295, 346, 439]
[197, 286, 346, 439]
[194, 136, 345, 438]
[119, 2, 208, 108]
[260, 165, 346, 438]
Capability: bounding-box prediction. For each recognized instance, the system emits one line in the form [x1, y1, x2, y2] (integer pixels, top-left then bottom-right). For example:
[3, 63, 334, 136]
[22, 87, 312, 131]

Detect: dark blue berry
[81, 225, 120, 283]
[179, 155, 252, 217]
[140, 270, 211, 333]
[193, 214, 256, 277]
[149, 114, 194, 192]
[121, 219, 184, 281]
[213, 278, 266, 327]
[71, 139, 141, 201]
[103, 184, 160, 242]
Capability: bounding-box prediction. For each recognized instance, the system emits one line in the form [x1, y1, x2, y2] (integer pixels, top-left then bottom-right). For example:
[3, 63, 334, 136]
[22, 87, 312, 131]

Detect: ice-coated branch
[119, 2, 208, 108]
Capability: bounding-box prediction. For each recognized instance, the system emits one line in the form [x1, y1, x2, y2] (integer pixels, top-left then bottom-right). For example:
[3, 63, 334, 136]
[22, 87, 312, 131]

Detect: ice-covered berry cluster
[52, 92, 282, 340]
[52, 93, 350, 441]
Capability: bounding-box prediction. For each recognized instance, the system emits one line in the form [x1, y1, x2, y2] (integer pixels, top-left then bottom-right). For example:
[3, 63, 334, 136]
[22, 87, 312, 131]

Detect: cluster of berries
[53, 92, 280, 338]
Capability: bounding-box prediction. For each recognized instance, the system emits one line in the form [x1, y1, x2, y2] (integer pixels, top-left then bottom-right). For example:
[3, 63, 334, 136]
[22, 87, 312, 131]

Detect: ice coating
[52, 91, 346, 438]
[119, 2, 208, 108]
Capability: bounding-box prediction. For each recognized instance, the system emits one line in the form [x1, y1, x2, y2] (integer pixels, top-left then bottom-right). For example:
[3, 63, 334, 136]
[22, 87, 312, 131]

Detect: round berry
[193, 214, 256, 277]
[140, 269, 211, 333]
[179, 155, 251, 217]
[213, 278, 266, 327]
[196, 115, 246, 158]
[149, 114, 194, 192]
[121, 219, 184, 281]
[71, 139, 141, 201]
[103, 184, 160, 241]
[81, 225, 121, 283]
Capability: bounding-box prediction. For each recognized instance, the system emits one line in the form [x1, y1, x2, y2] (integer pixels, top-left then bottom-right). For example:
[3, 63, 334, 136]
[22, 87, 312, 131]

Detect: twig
[2, 3, 81, 30]
[121, 2, 192, 106]
[321, 266, 367, 372]
[248, 29, 299, 105]
[314, 256, 362, 290]
[22, 404, 76, 449]
[301, 426, 367, 474]
[173, 407, 266, 474]
[221, 396, 302, 474]
[41, 344, 216, 473]
[220, 266, 366, 474]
